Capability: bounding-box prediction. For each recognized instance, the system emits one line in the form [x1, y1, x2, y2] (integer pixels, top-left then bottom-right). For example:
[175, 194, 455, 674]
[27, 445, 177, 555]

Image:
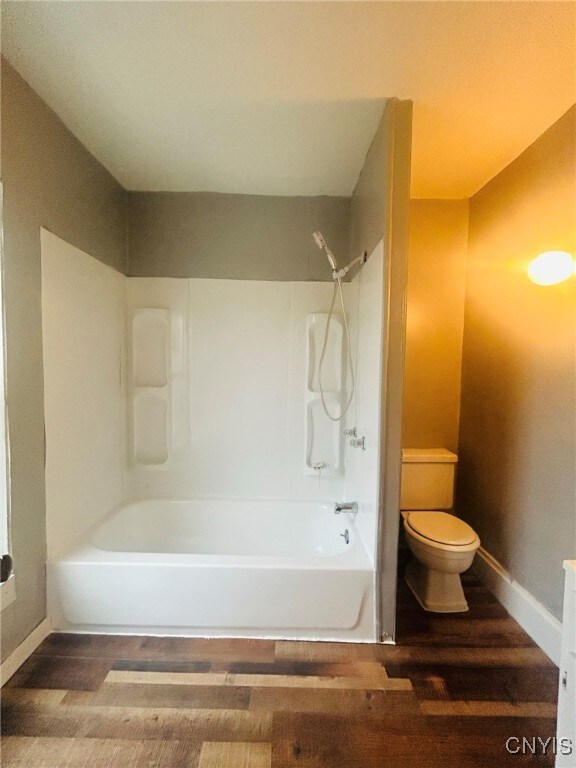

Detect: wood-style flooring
[1, 572, 560, 767]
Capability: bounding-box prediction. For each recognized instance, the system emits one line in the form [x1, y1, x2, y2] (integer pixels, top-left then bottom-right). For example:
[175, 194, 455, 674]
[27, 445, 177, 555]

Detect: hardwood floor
[1, 573, 560, 767]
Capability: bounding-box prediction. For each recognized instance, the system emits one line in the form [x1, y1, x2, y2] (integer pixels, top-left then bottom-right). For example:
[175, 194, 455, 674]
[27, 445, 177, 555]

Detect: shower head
[312, 231, 338, 271]
[312, 231, 327, 250]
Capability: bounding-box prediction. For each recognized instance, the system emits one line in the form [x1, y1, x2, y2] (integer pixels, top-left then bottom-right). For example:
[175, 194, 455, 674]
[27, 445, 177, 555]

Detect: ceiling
[2, 1, 575, 198]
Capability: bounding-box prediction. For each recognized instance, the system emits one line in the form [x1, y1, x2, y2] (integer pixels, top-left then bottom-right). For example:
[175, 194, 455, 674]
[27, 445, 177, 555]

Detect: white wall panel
[345, 240, 385, 563]
[187, 279, 291, 498]
[41, 229, 125, 558]
[126, 278, 353, 501]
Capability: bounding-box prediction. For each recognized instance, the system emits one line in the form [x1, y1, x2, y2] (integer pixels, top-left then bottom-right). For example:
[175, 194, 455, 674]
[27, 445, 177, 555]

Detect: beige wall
[403, 200, 469, 451]
[0, 60, 126, 661]
[458, 106, 576, 620]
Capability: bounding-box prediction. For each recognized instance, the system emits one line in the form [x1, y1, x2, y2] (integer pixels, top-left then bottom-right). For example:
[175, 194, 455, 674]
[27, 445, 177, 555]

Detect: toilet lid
[405, 511, 477, 546]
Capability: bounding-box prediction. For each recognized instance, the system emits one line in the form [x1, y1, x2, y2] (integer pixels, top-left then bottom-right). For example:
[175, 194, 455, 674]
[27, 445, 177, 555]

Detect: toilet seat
[404, 511, 480, 552]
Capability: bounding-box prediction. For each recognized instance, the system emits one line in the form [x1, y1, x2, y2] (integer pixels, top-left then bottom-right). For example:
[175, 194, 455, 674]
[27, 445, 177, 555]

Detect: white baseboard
[473, 547, 562, 666]
[0, 617, 52, 687]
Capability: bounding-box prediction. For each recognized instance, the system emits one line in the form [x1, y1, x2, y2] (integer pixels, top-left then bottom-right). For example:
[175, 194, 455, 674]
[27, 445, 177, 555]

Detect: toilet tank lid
[405, 511, 476, 546]
[402, 448, 458, 464]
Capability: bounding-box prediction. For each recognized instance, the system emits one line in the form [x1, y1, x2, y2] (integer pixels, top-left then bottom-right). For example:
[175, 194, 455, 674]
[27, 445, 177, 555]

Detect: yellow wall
[458, 106, 576, 619]
[403, 200, 469, 451]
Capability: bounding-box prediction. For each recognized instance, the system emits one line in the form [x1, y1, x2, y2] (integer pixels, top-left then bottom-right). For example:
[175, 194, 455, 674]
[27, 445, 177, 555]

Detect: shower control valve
[350, 436, 366, 450]
[334, 502, 358, 516]
[343, 427, 357, 438]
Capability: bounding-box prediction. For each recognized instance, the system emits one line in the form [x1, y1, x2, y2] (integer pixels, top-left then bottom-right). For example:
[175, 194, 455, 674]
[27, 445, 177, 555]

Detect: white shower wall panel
[188, 279, 292, 499]
[345, 240, 385, 563]
[41, 230, 125, 559]
[125, 278, 352, 501]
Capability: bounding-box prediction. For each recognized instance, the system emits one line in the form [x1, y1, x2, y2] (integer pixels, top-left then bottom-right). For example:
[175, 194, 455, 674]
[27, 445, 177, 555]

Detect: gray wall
[458, 106, 576, 620]
[350, 105, 395, 262]
[0, 59, 126, 661]
[127, 192, 350, 281]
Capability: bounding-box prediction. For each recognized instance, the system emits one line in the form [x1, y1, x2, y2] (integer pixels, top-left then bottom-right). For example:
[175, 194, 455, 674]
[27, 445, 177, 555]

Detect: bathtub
[48, 499, 375, 641]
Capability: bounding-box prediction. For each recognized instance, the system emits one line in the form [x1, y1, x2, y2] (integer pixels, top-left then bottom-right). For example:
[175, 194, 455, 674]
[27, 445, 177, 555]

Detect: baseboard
[0, 617, 52, 687]
[473, 547, 562, 666]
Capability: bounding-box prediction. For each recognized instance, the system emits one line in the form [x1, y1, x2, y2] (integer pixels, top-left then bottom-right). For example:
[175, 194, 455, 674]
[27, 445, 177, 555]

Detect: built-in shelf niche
[130, 308, 170, 466]
[307, 312, 343, 393]
[304, 313, 344, 475]
[132, 309, 169, 387]
[133, 391, 168, 465]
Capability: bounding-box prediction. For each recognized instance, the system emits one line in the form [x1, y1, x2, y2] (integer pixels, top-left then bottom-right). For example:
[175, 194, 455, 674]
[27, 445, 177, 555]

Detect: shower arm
[331, 253, 367, 281]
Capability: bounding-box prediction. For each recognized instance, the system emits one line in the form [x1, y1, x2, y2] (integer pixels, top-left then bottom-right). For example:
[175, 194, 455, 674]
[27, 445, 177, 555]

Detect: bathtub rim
[49, 496, 372, 571]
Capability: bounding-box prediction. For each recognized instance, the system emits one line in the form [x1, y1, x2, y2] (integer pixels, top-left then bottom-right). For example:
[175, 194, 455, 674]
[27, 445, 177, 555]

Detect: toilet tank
[400, 448, 458, 510]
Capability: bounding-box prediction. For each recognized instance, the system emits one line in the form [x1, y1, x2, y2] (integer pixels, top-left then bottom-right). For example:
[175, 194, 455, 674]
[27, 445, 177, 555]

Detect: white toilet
[400, 448, 480, 613]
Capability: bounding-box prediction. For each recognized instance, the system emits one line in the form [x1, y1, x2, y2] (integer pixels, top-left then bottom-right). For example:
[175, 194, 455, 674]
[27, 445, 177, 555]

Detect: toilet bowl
[401, 448, 481, 613]
[403, 510, 480, 613]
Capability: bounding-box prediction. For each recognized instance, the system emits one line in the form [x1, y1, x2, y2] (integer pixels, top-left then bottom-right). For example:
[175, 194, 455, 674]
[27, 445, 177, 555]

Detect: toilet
[400, 448, 480, 613]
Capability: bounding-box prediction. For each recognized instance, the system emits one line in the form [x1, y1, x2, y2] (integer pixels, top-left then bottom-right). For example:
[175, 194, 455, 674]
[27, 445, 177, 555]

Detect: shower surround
[41, 228, 384, 641]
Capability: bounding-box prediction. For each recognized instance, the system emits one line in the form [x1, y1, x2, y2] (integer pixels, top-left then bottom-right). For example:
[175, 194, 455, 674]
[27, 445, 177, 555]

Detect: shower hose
[318, 275, 355, 422]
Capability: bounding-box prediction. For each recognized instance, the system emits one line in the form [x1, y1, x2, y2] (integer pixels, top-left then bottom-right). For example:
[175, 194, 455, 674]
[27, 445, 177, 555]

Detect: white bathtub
[48, 499, 375, 641]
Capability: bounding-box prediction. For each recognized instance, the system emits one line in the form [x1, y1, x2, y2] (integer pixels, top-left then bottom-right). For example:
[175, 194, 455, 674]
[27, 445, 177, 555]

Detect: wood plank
[2, 702, 271, 742]
[0, 736, 202, 768]
[250, 687, 419, 716]
[422, 714, 559, 740]
[136, 637, 276, 663]
[385, 664, 559, 703]
[104, 669, 411, 691]
[7, 654, 112, 691]
[198, 742, 271, 768]
[217, 660, 388, 678]
[419, 700, 559, 718]
[33, 633, 143, 660]
[271, 712, 554, 768]
[228, 673, 411, 692]
[59, 691, 97, 706]
[274, 641, 378, 662]
[0, 689, 68, 707]
[374, 645, 557, 668]
[87, 682, 251, 710]
[112, 659, 212, 673]
[34, 634, 272, 664]
[396, 615, 535, 648]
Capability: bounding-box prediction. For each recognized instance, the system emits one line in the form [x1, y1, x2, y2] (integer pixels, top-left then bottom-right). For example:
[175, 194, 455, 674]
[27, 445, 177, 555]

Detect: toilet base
[405, 559, 469, 613]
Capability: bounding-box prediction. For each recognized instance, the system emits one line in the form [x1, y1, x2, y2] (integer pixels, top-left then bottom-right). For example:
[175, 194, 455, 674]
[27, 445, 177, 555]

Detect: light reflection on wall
[527, 250, 575, 286]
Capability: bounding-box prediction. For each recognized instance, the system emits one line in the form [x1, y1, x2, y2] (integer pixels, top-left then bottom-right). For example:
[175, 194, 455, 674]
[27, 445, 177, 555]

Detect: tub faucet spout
[334, 501, 358, 516]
